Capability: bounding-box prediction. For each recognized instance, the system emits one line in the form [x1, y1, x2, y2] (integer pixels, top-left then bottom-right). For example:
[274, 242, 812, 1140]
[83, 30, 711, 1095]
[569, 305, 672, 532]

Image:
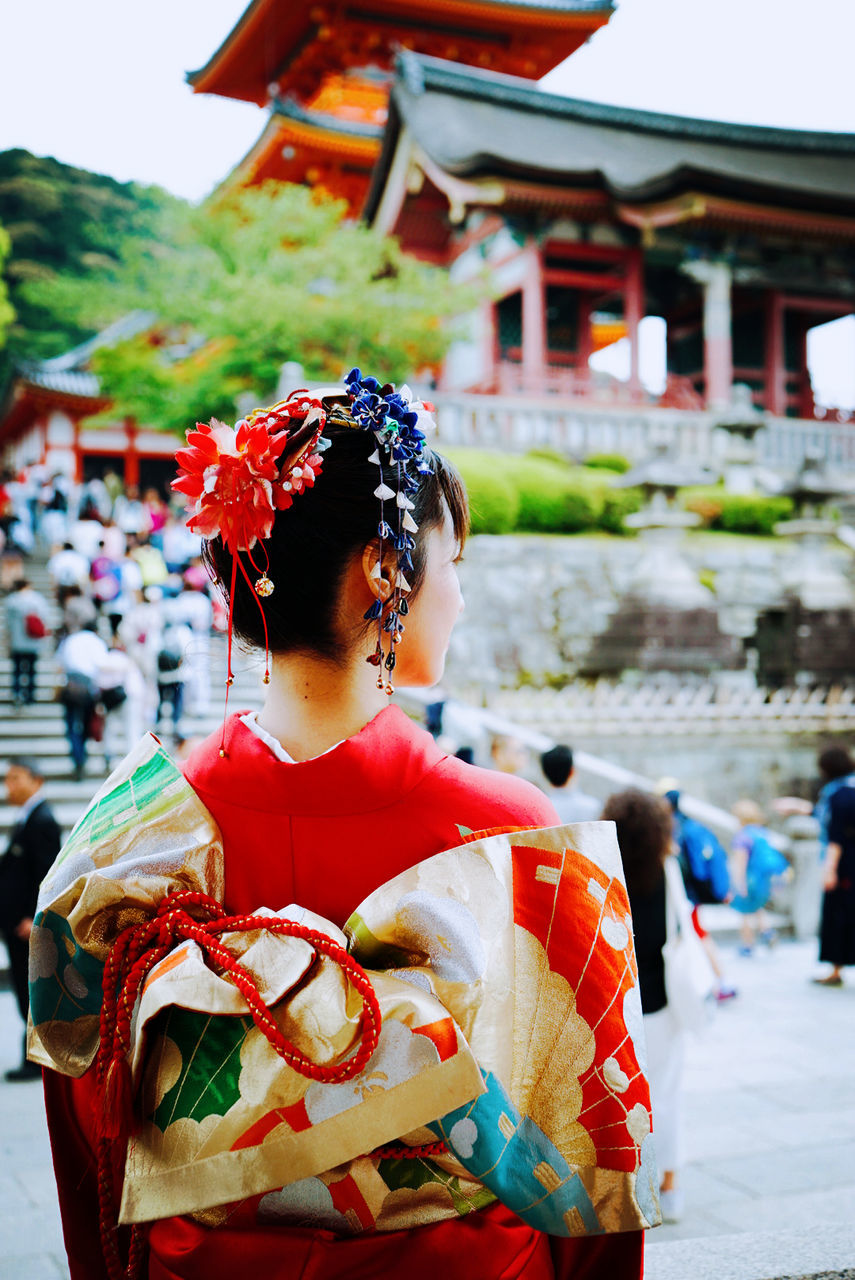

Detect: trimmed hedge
[443, 448, 642, 535]
[584, 452, 632, 474]
[444, 450, 520, 535]
[681, 487, 794, 535]
[514, 458, 598, 532]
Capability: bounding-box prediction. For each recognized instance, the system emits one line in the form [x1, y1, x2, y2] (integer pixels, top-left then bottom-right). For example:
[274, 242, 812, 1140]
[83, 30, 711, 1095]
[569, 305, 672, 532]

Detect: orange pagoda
[188, 0, 614, 213]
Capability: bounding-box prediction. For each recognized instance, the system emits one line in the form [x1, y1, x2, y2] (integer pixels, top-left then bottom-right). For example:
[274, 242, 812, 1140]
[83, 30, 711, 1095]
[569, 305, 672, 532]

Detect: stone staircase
[0, 556, 265, 846]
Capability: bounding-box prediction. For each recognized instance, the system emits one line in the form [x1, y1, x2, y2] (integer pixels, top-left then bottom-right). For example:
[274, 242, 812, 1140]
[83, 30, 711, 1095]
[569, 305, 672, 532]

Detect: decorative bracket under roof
[372, 127, 505, 233]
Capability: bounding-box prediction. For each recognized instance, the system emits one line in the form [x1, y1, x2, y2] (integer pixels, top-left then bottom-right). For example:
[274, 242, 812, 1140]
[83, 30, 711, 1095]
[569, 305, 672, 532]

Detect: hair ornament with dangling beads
[343, 368, 436, 696]
[172, 374, 436, 751]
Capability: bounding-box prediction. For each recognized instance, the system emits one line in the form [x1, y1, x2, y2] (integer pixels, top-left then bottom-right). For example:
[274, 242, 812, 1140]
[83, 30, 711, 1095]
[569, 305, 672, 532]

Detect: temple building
[189, 0, 855, 420]
[366, 54, 855, 413]
[188, 0, 613, 214]
[0, 316, 181, 488]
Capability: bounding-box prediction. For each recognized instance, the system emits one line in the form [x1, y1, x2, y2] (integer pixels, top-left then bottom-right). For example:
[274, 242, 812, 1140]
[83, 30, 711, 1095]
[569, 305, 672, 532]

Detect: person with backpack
[5, 577, 50, 706]
[662, 785, 737, 1002]
[55, 622, 109, 780]
[730, 800, 791, 955]
[156, 617, 193, 737]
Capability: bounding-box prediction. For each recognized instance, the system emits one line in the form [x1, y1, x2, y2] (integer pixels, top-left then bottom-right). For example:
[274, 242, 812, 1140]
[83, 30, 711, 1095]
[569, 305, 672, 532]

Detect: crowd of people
[2, 466, 222, 777]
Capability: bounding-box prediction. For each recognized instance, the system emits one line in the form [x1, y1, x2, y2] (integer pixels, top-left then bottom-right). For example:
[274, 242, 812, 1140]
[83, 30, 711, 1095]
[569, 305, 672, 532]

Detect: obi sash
[28, 735, 660, 1237]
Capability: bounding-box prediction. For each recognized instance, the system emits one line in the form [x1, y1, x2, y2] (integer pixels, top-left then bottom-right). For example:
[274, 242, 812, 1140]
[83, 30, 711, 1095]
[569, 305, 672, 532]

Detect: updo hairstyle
[204, 418, 468, 661]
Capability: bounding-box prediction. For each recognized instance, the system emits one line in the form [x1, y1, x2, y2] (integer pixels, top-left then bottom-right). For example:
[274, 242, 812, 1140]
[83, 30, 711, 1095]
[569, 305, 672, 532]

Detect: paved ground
[1, 937, 853, 1279]
[646, 937, 855, 1280]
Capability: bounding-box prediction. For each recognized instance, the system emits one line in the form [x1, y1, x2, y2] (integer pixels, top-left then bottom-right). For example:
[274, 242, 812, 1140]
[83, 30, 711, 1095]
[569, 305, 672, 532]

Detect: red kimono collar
[183, 705, 447, 816]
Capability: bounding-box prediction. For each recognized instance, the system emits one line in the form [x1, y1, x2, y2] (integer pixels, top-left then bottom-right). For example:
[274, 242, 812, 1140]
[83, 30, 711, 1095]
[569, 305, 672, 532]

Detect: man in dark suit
[1, 756, 61, 1081]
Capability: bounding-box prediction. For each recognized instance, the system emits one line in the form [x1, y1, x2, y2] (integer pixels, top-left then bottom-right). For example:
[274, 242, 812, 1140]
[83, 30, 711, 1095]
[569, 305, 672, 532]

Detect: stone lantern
[773, 448, 855, 611]
[715, 383, 767, 495]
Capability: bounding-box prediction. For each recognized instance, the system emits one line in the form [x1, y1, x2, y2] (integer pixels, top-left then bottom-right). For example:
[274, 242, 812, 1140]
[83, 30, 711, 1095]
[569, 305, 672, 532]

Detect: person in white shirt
[55, 625, 109, 779]
[5, 578, 50, 705]
[47, 542, 89, 596]
[165, 573, 213, 714]
[540, 744, 602, 823]
[97, 643, 149, 770]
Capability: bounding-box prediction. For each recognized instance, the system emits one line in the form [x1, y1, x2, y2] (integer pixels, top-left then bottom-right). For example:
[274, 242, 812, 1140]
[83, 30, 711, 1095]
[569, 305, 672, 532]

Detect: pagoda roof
[272, 95, 384, 142]
[365, 53, 855, 224]
[188, 0, 613, 105]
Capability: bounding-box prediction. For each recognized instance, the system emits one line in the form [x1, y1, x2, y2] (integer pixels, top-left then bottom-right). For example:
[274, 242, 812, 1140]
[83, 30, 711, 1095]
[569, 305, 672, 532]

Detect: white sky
[2, 0, 854, 402]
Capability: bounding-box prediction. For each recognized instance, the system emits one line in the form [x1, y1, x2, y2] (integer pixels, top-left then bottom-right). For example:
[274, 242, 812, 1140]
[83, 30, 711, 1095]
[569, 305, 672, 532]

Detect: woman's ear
[360, 540, 394, 601]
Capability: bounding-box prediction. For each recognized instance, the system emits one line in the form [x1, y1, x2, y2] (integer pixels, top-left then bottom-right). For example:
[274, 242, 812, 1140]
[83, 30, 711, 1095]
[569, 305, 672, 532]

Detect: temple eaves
[364, 51, 855, 225]
[186, 0, 614, 104]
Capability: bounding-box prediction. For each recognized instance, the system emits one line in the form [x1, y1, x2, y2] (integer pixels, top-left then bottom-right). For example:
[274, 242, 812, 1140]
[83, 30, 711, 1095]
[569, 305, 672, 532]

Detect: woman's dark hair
[818, 745, 855, 782]
[205, 419, 468, 660]
[602, 788, 673, 897]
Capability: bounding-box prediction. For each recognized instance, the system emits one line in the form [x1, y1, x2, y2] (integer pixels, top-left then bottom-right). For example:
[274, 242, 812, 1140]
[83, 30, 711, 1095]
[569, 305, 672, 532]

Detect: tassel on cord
[93, 888, 407, 1279]
[236, 552, 272, 686]
[98, 1055, 134, 1143]
[219, 556, 238, 757]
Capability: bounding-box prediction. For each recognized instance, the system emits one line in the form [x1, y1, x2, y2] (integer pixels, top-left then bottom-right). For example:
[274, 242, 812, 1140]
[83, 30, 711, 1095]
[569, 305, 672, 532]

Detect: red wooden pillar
[479, 300, 496, 392]
[72, 419, 83, 483]
[577, 293, 593, 392]
[625, 248, 644, 399]
[521, 241, 546, 393]
[796, 314, 814, 419]
[764, 290, 786, 416]
[125, 418, 140, 489]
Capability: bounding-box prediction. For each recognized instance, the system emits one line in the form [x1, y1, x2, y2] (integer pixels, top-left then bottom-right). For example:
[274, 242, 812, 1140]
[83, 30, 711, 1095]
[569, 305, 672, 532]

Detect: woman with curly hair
[603, 788, 686, 1223]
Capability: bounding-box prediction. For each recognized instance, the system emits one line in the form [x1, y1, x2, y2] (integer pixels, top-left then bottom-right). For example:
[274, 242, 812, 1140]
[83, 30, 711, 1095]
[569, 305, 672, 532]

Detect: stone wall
[445, 532, 855, 692]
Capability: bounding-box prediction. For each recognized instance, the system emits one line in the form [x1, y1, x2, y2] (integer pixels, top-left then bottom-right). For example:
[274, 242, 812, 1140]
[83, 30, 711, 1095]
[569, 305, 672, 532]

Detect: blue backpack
[743, 824, 789, 891]
[674, 812, 731, 905]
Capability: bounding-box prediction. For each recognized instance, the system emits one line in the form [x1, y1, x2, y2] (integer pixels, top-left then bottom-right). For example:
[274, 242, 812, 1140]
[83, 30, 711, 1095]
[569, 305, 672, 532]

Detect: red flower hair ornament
[171, 392, 329, 736]
[173, 396, 326, 555]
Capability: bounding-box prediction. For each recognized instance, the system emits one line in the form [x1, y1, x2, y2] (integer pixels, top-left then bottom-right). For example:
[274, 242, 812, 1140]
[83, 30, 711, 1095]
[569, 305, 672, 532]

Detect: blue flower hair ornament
[344, 368, 437, 694]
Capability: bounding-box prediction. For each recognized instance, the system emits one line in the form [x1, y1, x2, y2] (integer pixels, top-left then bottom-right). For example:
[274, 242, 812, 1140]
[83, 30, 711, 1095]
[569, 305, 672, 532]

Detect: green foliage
[443, 449, 519, 534]
[514, 458, 597, 532]
[716, 493, 794, 535]
[0, 222, 14, 351]
[682, 486, 794, 535]
[524, 447, 571, 469]
[443, 448, 639, 534]
[680, 486, 725, 525]
[0, 149, 177, 364]
[583, 452, 632, 474]
[599, 485, 643, 533]
[85, 181, 466, 433]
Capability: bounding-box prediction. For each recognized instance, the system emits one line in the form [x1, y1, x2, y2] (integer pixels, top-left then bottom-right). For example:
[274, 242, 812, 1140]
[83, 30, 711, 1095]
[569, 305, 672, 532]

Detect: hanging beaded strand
[347, 370, 431, 696]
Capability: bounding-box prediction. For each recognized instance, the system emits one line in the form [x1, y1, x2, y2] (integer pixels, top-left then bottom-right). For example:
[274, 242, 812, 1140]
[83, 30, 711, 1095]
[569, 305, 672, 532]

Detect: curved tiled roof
[273, 96, 384, 141]
[396, 53, 855, 155]
[365, 52, 855, 219]
[16, 365, 101, 399]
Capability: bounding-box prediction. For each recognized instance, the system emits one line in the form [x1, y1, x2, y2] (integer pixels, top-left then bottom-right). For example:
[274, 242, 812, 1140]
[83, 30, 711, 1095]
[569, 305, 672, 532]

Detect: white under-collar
[240, 710, 344, 764]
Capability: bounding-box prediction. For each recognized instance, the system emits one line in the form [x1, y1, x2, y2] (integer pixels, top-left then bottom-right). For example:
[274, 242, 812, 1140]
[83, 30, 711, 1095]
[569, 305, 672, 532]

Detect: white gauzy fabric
[642, 1005, 687, 1171]
[662, 855, 716, 1033]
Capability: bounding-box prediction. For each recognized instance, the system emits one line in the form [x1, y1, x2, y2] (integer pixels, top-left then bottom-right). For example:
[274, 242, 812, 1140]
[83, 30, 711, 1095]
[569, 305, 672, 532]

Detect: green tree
[87, 183, 468, 433]
[0, 222, 14, 350]
[0, 148, 180, 364]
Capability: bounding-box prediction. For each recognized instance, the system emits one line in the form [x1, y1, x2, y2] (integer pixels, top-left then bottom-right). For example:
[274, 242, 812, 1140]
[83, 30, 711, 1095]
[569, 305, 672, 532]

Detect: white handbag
[662, 855, 717, 1033]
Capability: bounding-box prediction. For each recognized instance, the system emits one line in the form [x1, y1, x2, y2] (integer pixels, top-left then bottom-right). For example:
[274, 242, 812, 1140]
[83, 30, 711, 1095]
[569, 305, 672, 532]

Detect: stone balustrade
[432, 392, 855, 473]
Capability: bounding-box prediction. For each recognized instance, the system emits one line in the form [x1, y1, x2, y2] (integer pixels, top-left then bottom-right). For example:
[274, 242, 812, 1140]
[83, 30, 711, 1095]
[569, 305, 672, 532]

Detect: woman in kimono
[32, 376, 651, 1279]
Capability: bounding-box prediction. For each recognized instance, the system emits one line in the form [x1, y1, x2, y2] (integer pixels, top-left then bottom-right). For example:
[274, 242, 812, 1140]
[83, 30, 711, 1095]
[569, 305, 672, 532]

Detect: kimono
[31, 707, 654, 1279]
